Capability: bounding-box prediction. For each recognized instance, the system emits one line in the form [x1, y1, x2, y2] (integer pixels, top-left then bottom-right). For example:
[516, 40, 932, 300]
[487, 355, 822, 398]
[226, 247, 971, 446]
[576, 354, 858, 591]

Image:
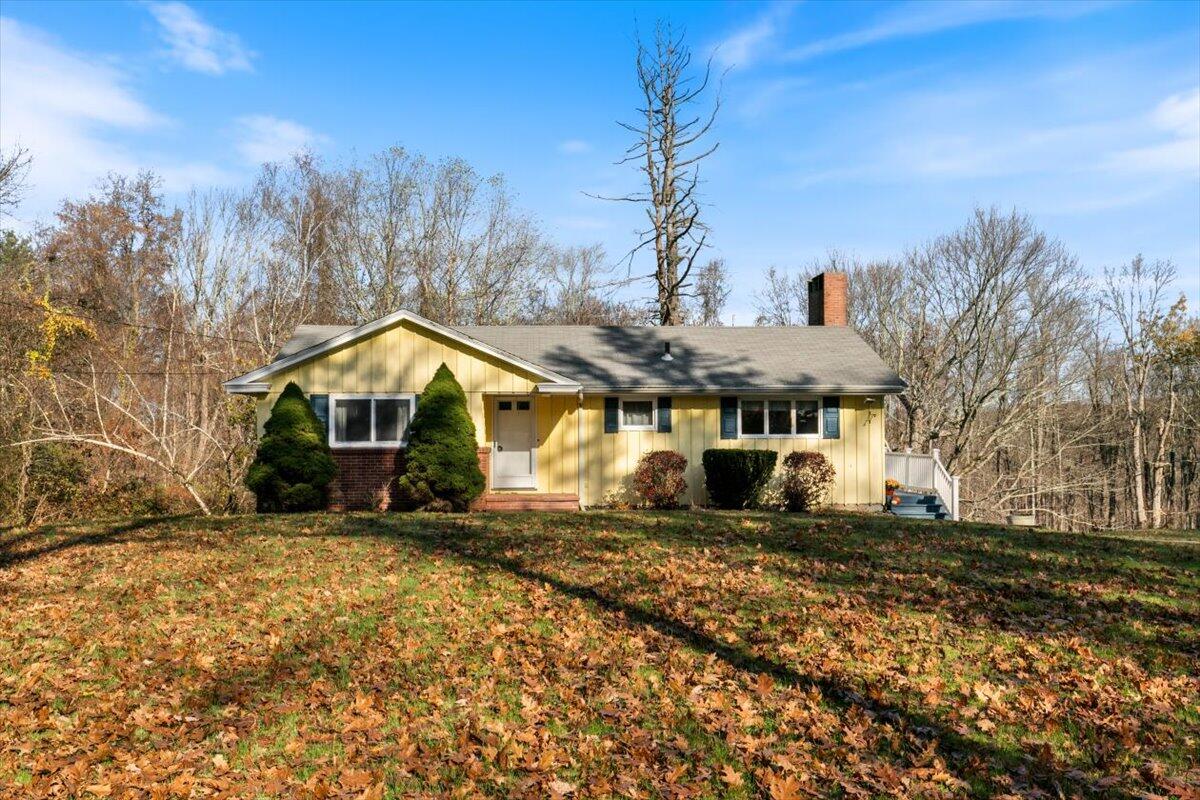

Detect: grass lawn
[1, 511, 1197, 799]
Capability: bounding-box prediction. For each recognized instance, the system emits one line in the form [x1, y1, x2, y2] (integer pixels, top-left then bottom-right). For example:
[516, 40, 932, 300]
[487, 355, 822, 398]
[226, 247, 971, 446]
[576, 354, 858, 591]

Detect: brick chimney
[807, 271, 848, 326]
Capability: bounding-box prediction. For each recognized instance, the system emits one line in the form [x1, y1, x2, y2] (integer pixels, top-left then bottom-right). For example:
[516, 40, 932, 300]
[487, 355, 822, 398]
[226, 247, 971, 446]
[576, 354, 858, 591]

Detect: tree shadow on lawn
[8, 510, 1193, 797]
[0, 514, 202, 569]
[365, 509, 1199, 673]
[571, 510, 1200, 671]
[738, 519, 1200, 673]
[326, 513, 1140, 798]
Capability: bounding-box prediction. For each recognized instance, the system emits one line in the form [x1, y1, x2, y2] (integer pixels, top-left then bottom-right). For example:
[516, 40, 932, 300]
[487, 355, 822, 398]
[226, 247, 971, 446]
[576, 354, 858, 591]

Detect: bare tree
[691, 257, 730, 325]
[1099, 257, 1192, 528]
[605, 22, 720, 325]
[527, 244, 648, 325]
[0, 145, 32, 217]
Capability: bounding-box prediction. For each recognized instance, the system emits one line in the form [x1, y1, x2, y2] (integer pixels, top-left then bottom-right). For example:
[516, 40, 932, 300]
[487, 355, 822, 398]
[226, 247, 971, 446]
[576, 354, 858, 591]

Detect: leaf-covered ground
[1, 512, 1197, 799]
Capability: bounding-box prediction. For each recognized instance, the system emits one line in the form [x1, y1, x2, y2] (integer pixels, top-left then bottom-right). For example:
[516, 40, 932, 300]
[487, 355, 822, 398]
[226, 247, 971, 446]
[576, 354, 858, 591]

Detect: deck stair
[889, 490, 948, 520]
[884, 447, 960, 521]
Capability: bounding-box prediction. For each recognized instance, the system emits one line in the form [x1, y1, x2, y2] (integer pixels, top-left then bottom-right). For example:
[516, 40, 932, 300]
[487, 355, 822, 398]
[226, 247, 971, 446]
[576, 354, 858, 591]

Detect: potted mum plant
[885, 478, 901, 506]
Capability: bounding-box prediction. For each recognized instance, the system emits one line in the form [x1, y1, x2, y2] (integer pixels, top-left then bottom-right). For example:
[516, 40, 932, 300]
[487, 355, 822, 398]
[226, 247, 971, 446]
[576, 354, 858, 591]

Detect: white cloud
[782, 0, 1113, 63]
[234, 115, 328, 164]
[147, 1, 253, 75]
[712, 2, 795, 68]
[1153, 87, 1200, 138]
[1105, 89, 1200, 177]
[0, 17, 231, 225]
[557, 139, 592, 155]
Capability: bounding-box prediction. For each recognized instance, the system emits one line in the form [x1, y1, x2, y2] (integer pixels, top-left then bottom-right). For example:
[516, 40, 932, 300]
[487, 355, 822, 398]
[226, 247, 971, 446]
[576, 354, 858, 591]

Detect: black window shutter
[309, 394, 329, 435]
[604, 397, 619, 433]
[822, 396, 840, 439]
[720, 397, 738, 439]
[657, 396, 672, 433]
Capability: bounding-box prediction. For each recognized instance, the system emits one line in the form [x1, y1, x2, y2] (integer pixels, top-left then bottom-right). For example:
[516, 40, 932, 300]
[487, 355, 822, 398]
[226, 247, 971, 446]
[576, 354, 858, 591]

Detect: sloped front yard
[1, 512, 1197, 798]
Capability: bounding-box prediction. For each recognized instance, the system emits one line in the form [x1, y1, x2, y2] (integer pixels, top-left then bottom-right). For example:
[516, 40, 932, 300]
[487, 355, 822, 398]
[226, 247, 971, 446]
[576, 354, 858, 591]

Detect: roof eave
[223, 381, 271, 395]
[578, 384, 906, 395]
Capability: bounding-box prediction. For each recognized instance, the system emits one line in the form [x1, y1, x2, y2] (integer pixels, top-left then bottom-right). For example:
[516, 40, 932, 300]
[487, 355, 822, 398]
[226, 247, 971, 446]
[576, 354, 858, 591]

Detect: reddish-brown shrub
[781, 451, 836, 512]
[632, 450, 688, 509]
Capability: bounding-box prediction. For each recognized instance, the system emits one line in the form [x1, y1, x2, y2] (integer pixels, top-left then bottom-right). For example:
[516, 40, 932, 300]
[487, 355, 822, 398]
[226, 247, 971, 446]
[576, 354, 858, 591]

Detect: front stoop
[471, 493, 580, 512]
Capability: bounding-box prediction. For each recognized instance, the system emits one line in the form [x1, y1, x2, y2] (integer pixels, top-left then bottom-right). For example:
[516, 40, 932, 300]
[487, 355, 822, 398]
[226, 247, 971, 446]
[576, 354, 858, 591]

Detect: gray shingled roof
[276, 323, 905, 393]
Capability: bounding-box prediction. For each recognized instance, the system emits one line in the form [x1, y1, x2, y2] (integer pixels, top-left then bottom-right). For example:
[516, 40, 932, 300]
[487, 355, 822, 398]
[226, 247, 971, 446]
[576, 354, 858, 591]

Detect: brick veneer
[328, 446, 492, 511]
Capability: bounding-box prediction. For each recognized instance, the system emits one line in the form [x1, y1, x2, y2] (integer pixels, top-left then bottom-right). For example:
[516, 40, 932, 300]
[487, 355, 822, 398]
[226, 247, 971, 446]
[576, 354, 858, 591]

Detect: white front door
[493, 397, 536, 489]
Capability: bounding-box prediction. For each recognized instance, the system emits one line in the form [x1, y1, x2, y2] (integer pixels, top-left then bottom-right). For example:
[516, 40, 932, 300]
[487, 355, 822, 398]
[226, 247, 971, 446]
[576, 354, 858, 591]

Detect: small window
[741, 400, 765, 436]
[498, 401, 512, 411]
[516, 400, 530, 411]
[619, 398, 656, 430]
[334, 398, 372, 443]
[374, 398, 408, 442]
[330, 395, 415, 447]
[768, 400, 792, 435]
[796, 400, 819, 435]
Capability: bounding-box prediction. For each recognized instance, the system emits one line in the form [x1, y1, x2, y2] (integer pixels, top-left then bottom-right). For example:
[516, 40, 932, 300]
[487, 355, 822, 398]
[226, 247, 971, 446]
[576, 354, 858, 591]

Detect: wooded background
[1, 23, 1196, 530]
[1, 145, 1195, 530]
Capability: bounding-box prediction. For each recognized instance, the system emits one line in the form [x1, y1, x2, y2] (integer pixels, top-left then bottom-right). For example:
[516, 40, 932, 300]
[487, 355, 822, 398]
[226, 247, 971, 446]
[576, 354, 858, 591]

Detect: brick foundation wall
[328, 448, 406, 511]
[328, 445, 492, 511]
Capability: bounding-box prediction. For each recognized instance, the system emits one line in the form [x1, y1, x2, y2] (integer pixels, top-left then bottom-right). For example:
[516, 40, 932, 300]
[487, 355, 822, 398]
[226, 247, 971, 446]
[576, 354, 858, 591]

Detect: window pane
[741, 400, 765, 435]
[622, 400, 653, 427]
[796, 400, 819, 434]
[516, 400, 530, 411]
[768, 400, 792, 435]
[498, 401, 512, 411]
[375, 399, 408, 442]
[334, 399, 371, 442]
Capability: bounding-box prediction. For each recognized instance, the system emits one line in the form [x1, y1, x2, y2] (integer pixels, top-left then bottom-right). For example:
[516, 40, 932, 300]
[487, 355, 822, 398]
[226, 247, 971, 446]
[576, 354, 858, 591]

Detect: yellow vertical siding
[578, 395, 884, 507]
[253, 317, 884, 504]
[256, 319, 538, 448]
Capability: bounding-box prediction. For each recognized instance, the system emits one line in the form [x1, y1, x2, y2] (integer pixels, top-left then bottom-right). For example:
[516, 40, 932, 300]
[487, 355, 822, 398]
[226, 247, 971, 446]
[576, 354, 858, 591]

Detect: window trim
[328, 393, 417, 448]
[737, 396, 823, 439]
[618, 396, 657, 432]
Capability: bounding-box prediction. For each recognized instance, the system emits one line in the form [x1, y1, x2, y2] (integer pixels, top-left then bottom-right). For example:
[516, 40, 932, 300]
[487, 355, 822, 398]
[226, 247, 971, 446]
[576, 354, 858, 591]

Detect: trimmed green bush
[245, 382, 336, 512]
[702, 449, 777, 509]
[394, 364, 485, 511]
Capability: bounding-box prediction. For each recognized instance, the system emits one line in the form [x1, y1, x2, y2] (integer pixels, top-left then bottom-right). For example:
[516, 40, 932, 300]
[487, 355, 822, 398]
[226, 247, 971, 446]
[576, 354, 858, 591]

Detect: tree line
[753, 212, 1199, 530]
[1, 23, 1195, 529]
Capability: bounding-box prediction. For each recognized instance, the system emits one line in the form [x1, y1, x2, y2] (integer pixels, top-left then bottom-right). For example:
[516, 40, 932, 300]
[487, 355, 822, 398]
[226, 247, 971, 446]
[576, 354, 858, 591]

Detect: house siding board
[257, 319, 540, 449]
[579, 394, 884, 507]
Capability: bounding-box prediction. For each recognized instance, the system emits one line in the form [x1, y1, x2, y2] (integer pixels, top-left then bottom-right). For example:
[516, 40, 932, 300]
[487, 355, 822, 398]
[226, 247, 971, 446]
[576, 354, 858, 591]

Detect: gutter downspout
[577, 389, 587, 509]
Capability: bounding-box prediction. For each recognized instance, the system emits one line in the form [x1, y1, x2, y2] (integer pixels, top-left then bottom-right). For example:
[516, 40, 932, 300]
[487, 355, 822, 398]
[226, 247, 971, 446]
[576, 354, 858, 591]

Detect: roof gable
[222, 309, 580, 393]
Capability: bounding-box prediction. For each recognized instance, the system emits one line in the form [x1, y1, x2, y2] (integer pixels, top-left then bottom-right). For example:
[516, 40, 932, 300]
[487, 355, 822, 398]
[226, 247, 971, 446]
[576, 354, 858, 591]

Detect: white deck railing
[884, 447, 960, 520]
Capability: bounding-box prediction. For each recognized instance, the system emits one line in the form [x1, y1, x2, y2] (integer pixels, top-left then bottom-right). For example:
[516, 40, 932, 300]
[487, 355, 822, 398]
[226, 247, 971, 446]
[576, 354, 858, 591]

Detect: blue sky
[2, 0, 1197, 320]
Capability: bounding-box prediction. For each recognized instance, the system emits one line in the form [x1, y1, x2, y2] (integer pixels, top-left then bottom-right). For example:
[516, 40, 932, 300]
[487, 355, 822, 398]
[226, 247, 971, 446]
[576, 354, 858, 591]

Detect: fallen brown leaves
[0, 511, 1196, 798]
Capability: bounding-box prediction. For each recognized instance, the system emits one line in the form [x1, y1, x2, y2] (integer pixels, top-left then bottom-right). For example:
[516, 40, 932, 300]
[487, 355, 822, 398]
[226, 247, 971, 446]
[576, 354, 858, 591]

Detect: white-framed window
[738, 397, 821, 438]
[619, 397, 657, 431]
[329, 394, 416, 447]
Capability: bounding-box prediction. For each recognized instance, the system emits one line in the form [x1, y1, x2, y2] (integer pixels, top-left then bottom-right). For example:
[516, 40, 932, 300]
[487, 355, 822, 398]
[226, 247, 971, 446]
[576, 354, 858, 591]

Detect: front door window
[493, 397, 535, 489]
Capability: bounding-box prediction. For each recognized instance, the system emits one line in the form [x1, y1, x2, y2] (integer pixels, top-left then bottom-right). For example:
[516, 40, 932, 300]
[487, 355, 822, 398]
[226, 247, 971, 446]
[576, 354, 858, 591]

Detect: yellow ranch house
[224, 272, 907, 511]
